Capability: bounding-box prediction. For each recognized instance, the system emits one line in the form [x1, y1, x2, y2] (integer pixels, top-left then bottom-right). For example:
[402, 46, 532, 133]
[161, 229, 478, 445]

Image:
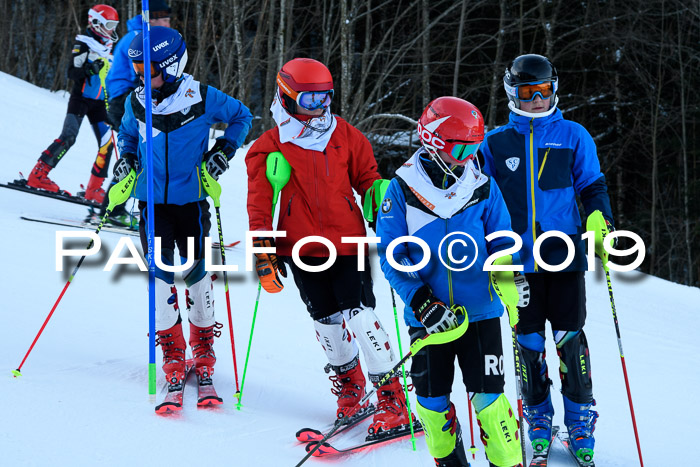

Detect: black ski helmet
[503, 54, 558, 109]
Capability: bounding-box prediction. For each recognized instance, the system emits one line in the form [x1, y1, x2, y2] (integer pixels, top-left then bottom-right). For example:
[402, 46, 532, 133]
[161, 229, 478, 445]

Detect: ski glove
[113, 153, 137, 183]
[203, 139, 236, 180]
[514, 272, 530, 308]
[86, 59, 104, 77]
[253, 237, 287, 293]
[411, 285, 460, 334]
[363, 179, 391, 232]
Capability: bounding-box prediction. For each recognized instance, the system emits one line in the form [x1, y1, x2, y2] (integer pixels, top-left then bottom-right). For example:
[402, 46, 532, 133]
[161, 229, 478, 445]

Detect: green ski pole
[390, 287, 417, 451]
[237, 151, 291, 410]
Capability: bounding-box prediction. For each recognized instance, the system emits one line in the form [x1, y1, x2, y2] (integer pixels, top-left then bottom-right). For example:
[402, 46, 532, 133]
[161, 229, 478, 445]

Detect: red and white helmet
[88, 4, 119, 42]
[417, 97, 484, 165]
[276, 58, 334, 115]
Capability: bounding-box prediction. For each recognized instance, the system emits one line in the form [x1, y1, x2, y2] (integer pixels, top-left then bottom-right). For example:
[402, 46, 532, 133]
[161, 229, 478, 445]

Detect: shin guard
[416, 397, 462, 460]
[344, 306, 396, 376]
[313, 318, 358, 368]
[517, 331, 552, 406]
[556, 330, 593, 404]
[185, 271, 215, 328]
[475, 393, 521, 467]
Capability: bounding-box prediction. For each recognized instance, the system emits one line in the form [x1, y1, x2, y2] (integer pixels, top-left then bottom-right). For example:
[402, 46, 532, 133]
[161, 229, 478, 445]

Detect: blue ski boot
[524, 394, 554, 455]
[563, 396, 598, 463]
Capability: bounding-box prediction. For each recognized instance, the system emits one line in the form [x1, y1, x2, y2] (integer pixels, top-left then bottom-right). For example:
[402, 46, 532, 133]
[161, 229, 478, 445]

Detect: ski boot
[524, 394, 554, 455]
[27, 160, 60, 192]
[329, 356, 368, 420]
[367, 375, 413, 438]
[156, 322, 187, 390]
[188, 321, 222, 383]
[564, 396, 598, 464]
[84, 173, 106, 203]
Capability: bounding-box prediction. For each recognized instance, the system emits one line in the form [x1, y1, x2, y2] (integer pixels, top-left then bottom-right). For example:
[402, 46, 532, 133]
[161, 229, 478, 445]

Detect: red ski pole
[13, 171, 136, 377]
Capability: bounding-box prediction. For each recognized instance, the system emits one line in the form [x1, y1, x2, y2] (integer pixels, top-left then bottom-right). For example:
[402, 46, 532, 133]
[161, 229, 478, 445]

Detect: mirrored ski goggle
[132, 61, 159, 77]
[92, 18, 119, 30]
[297, 90, 334, 111]
[517, 81, 555, 102]
[448, 142, 481, 162]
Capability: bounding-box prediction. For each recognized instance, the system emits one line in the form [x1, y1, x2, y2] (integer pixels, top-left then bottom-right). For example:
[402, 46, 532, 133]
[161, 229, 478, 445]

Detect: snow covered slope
[1, 71, 697, 466]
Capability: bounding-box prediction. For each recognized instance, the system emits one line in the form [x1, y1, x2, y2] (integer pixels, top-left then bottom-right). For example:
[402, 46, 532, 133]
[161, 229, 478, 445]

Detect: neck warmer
[270, 94, 337, 151]
[134, 74, 201, 115]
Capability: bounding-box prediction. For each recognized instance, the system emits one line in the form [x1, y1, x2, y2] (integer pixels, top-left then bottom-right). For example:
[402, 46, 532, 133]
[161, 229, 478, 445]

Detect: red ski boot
[84, 173, 106, 203]
[156, 322, 187, 386]
[367, 376, 413, 436]
[329, 357, 368, 420]
[188, 322, 222, 380]
[27, 160, 60, 192]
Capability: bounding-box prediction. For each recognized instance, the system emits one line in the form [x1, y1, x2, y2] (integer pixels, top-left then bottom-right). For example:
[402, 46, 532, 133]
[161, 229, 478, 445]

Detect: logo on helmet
[128, 49, 143, 59]
[417, 116, 450, 149]
[160, 54, 179, 67]
[153, 40, 170, 51]
[471, 110, 479, 119]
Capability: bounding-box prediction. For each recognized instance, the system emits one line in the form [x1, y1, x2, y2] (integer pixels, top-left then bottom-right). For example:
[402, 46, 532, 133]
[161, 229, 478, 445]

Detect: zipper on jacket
[344, 196, 354, 211]
[529, 119, 537, 271]
[286, 194, 294, 216]
[323, 149, 330, 176]
[537, 147, 551, 180]
[164, 130, 169, 204]
[313, 152, 323, 232]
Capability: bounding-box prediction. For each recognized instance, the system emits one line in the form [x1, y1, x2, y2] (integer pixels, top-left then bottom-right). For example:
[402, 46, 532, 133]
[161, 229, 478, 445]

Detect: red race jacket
[246, 117, 380, 257]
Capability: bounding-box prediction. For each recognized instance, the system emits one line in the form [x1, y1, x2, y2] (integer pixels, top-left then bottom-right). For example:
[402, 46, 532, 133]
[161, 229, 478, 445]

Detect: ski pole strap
[106, 168, 136, 211]
[200, 161, 222, 208]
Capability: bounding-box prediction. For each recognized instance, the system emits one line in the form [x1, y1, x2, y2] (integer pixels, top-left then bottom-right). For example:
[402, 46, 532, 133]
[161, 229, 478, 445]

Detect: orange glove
[253, 238, 287, 293]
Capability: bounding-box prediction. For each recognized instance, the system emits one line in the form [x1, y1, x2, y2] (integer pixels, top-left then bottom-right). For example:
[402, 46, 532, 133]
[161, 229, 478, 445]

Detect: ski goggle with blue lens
[297, 90, 334, 110]
[449, 142, 481, 162]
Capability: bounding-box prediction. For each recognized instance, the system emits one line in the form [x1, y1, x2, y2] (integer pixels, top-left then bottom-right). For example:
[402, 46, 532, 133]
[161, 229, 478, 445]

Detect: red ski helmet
[276, 58, 334, 114]
[417, 97, 484, 165]
[88, 4, 119, 42]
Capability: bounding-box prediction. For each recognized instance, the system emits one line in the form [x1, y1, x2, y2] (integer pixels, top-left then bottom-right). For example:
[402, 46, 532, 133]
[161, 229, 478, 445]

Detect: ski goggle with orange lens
[132, 61, 159, 77]
[517, 81, 555, 102]
[448, 141, 481, 162]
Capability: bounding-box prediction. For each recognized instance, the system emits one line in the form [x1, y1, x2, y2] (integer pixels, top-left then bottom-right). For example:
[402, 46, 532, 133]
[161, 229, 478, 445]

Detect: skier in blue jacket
[480, 54, 615, 464]
[377, 97, 529, 467]
[113, 27, 252, 394]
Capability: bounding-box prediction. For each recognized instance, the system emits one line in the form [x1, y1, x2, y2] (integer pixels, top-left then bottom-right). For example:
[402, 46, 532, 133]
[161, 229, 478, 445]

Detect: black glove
[86, 59, 104, 77]
[203, 139, 236, 180]
[113, 153, 137, 182]
[410, 285, 460, 334]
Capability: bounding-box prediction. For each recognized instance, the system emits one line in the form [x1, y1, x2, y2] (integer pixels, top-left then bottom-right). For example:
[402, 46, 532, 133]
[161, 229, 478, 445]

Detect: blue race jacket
[377, 155, 516, 328]
[106, 16, 142, 99]
[118, 79, 253, 205]
[480, 109, 613, 273]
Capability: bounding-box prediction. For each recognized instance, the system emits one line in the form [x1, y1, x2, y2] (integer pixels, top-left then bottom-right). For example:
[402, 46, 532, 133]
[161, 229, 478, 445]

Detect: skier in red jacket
[246, 58, 415, 437]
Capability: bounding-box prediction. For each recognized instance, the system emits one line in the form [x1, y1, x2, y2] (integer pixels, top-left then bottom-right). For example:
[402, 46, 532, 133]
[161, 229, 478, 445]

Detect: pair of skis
[295, 406, 423, 458]
[528, 426, 595, 467]
[155, 359, 223, 414]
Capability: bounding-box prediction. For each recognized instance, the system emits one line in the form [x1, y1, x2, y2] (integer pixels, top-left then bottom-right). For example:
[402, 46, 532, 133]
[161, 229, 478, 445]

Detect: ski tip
[155, 402, 183, 414]
[306, 442, 338, 457]
[295, 428, 323, 443]
[11, 369, 21, 378]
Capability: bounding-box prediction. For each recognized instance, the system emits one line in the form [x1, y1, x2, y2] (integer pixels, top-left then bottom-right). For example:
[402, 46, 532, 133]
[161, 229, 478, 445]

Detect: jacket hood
[127, 15, 144, 32]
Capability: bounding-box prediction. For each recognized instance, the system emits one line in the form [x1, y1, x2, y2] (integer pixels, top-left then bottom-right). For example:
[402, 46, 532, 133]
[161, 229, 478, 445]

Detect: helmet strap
[509, 96, 559, 119]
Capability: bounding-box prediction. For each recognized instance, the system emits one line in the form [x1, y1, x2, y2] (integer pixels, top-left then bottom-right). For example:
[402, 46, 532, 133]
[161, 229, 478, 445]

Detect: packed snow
[1, 71, 697, 466]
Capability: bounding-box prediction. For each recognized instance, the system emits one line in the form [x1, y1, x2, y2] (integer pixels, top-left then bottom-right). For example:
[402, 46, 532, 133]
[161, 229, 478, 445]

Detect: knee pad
[344, 306, 396, 377]
[517, 331, 551, 406]
[556, 330, 593, 403]
[416, 396, 461, 459]
[154, 278, 180, 331]
[59, 114, 81, 147]
[313, 318, 358, 369]
[185, 273, 215, 327]
[475, 393, 522, 467]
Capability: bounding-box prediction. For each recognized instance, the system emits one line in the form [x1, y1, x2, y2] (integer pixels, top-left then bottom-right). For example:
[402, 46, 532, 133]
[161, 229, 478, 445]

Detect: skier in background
[480, 54, 615, 464]
[246, 57, 415, 438]
[26, 4, 119, 203]
[377, 96, 527, 467]
[98, 0, 172, 226]
[113, 27, 252, 393]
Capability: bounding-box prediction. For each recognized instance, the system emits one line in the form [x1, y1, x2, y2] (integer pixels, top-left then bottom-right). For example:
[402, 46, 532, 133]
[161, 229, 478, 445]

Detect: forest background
[1, 0, 698, 287]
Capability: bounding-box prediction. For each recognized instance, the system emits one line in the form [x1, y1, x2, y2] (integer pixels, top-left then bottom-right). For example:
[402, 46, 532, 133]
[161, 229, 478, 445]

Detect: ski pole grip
[107, 169, 136, 212]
